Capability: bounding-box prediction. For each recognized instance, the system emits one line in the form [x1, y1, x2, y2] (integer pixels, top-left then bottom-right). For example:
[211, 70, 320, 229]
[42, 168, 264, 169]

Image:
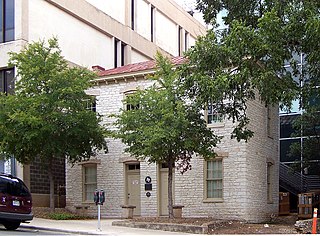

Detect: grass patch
[48, 212, 82, 220]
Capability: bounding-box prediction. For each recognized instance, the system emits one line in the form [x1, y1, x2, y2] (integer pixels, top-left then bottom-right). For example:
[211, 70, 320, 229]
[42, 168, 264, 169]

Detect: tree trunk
[48, 159, 55, 210]
[167, 157, 174, 219]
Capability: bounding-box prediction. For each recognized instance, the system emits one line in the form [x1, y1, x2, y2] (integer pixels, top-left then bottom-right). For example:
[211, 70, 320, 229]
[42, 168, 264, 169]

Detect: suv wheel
[3, 221, 21, 230]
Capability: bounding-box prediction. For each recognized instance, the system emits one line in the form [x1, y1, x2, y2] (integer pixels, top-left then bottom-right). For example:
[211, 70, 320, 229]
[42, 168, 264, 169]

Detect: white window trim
[205, 103, 225, 128]
[203, 158, 224, 202]
[80, 161, 100, 203]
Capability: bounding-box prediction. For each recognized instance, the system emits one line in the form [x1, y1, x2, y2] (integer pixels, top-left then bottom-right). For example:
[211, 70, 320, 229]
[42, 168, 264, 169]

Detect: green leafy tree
[0, 38, 107, 209]
[289, 104, 320, 175]
[181, 0, 319, 142]
[112, 53, 220, 218]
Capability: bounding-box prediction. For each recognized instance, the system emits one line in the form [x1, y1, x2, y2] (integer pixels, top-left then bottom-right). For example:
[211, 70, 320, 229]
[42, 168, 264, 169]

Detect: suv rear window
[0, 176, 31, 197]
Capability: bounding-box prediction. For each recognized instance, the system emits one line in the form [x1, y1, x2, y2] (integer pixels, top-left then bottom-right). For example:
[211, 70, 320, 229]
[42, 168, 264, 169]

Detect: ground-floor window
[83, 164, 97, 202]
[205, 159, 223, 200]
[267, 162, 273, 203]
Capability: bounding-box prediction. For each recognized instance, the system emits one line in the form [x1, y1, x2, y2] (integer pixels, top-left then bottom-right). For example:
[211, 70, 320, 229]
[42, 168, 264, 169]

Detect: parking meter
[99, 190, 105, 205]
[94, 189, 99, 205]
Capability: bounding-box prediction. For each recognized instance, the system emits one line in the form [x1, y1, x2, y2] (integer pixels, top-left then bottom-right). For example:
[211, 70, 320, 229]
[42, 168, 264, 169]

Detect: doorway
[159, 163, 174, 216]
[126, 163, 141, 215]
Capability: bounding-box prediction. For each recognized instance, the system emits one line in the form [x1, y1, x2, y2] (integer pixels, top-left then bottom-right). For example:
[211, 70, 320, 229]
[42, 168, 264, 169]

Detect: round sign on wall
[145, 176, 152, 183]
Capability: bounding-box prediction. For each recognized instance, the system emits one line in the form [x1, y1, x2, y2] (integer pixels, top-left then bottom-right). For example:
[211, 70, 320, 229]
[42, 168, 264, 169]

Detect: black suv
[0, 173, 33, 230]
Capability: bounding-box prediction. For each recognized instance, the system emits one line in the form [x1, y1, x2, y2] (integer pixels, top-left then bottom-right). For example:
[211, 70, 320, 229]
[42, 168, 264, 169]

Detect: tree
[181, 0, 320, 142]
[111, 53, 220, 218]
[0, 38, 107, 209]
[289, 99, 320, 176]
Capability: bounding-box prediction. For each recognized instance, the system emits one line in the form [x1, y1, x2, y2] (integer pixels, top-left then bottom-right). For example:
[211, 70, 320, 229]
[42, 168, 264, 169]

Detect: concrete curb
[112, 220, 208, 234]
[19, 224, 100, 235]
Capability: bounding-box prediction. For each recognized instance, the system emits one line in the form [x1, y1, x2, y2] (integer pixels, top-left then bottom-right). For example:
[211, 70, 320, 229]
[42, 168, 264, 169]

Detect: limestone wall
[66, 78, 279, 222]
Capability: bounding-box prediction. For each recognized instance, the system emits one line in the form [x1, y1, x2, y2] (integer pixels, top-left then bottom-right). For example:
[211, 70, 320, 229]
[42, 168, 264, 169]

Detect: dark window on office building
[280, 139, 301, 162]
[151, 5, 155, 42]
[114, 38, 126, 68]
[131, 0, 135, 30]
[0, 0, 15, 43]
[114, 38, 119, 68]
[0, 68, 14, 94]
[178, 26, 182, 56]
[280, 114, 299, 139]
[121, 42, 126, 66]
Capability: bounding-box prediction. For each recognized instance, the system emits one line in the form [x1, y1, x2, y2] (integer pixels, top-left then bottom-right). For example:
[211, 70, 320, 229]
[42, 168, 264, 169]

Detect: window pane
[207, 103, 223, 124]
[85, 166, 96, 183]
[84, 165, 97, 201]
[280, 139, 301, 162]
[280, 114, 299, 138]
[85, 183, 96, 201]
[206, 159, 223, 199]
[280, 99, 300, 114]
[5, 68, 14, 94]
[5, 0, 14, 42]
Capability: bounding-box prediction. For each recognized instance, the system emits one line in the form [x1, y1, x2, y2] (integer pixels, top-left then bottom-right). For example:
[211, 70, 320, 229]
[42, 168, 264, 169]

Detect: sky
[173, 0, 206, 26]
[173, 0, 228, 30]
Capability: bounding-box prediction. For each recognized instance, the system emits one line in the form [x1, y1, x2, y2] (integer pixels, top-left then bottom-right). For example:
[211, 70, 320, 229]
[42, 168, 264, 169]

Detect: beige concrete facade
[2, 0, 205, 70]
[66, 66, 279, 223]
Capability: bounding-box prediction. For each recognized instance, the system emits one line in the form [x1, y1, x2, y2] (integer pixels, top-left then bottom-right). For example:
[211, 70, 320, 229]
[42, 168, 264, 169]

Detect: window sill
[78, 159, 101, 165]
[81, 201, 95, 205]
[203, 199, 224, 203]
[207, 123, 225, 128]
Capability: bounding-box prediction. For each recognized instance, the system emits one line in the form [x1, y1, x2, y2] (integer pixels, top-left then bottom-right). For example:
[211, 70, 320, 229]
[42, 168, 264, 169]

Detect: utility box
[279, 192, 290, 215]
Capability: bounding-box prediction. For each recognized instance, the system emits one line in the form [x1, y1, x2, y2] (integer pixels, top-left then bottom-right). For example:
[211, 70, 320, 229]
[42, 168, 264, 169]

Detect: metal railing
[279, 163, 320, 195]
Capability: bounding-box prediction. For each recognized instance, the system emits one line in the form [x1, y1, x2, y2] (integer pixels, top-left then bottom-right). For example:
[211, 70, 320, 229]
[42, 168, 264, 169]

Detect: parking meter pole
[97, 204, 101, 231]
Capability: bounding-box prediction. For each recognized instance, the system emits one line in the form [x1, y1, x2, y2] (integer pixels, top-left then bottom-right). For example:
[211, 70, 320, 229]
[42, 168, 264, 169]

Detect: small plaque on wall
[145, 183, 152, 191]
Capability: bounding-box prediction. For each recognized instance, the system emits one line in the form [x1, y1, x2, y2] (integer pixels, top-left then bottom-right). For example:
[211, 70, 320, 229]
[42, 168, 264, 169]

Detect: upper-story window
[178, 26, 182, 56]
[131, 0, 135, 30]
[0, 0, 15, 43]
[114, 38, 127, 68]
[151, 5, 155, 42]
[121, 42, 126, 67]
[0, 68, 14, 94]
[207, 102, 224, 125]
[85, 98, 96, 112]
[184, 31, 189, 52]
[124, 90, 139, 111]
[126, 95, 139, 111]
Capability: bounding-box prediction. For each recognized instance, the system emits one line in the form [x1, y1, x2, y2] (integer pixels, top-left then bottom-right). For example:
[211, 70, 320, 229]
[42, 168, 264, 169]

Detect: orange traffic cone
[312, 208, 318, 234]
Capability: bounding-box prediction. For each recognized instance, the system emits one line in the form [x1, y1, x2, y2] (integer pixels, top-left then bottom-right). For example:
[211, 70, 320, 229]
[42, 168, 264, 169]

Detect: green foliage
[289, 106, 320, 175]
[185, 0, 320, 142]
[48, 212, 80, 220]
[111, 53, 220, 218]
[112, 53, 220, 172]
[0, 38, 107, 165]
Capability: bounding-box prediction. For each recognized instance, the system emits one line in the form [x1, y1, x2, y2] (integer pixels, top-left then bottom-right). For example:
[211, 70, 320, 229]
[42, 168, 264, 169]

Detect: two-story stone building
[66, 58, 279, 223]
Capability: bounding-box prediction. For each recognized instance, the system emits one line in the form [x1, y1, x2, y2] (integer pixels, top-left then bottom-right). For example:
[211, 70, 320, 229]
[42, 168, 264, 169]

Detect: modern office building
[279, 53, 320, 211]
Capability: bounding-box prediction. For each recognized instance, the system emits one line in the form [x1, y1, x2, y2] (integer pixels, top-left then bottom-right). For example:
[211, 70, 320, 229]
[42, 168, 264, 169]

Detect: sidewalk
[20, 218, 198, 235]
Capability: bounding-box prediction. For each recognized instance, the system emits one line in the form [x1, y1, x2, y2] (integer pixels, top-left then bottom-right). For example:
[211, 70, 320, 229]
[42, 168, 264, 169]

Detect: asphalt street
[0, 227, 72, 235]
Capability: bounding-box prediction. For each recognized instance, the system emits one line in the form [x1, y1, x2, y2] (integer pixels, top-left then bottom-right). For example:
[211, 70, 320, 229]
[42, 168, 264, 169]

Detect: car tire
[3, 221, 21, 230]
